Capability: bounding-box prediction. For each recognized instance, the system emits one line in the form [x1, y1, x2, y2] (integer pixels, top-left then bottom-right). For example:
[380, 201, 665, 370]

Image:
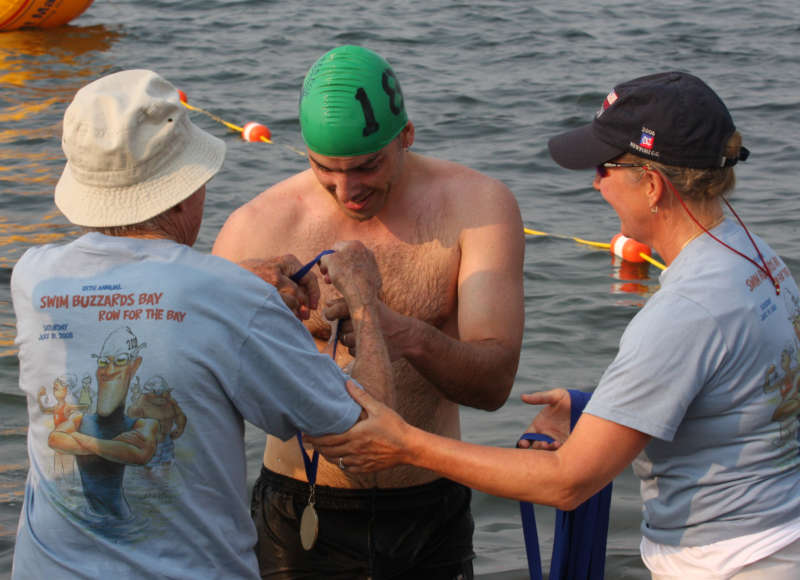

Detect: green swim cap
[300, 45, 408, 157]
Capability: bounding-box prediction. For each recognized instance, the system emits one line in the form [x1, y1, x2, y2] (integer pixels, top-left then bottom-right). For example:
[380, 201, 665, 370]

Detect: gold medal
[300, 502, 319, 550]
[294, 432, 321, 551]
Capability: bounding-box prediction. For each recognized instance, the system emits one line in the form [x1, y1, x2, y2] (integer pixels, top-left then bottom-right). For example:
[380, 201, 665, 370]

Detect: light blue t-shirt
[11, 233, 360, 579]
[586, 219, 800, 547]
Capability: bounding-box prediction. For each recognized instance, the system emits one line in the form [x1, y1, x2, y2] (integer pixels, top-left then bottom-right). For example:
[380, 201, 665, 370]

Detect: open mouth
[343, 193, 371, 211]
[344, 200, 367, 211]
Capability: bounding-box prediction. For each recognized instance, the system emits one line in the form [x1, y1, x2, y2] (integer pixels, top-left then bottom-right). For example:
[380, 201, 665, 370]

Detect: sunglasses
[595, 161, 649, 178]
[96, 352, 133, 368]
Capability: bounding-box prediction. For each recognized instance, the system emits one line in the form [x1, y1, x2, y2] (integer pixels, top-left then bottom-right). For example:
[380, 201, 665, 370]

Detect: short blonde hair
[624, 131, 743, 201]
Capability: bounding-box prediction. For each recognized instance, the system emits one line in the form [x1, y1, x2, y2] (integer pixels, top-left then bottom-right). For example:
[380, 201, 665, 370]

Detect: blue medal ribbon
[295, 431, 320, 487]
[290, 250, 338, 484]
[289, 250, 335, 284]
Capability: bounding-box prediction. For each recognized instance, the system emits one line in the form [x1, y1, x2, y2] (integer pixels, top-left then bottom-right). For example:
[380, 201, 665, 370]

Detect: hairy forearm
[349, 304, 395, 409]
[399, 317, 517, 410]
[402, 426, 590, 509]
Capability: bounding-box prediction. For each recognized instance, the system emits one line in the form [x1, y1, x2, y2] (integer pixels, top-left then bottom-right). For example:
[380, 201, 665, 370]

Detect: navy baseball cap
[548, 71, 749, 170]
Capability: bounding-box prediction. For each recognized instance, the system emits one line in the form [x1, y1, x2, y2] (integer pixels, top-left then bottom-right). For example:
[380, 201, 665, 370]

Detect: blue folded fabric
[518, 389, 612, 580]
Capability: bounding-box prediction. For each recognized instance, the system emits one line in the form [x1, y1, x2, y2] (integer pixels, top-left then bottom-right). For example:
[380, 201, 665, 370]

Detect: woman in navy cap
[308, 72, 800, 579]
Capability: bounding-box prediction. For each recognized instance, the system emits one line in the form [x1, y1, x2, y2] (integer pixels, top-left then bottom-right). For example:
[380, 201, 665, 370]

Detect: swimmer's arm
[48, 414, 92, 455]
[69, 419, 158, 465]
[389, 181, 524, 410]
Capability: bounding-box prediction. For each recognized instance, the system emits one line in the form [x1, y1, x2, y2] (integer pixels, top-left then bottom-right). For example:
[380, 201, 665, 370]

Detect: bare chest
[308, 235, 460, 340]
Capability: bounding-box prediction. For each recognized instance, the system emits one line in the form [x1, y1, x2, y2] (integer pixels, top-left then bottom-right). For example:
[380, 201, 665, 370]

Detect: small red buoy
[610, 233, 651, 263]
[241, 122, 272, 143]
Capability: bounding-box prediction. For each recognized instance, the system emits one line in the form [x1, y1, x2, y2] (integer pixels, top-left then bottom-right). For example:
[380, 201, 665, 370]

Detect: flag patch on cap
[603, 90, 618, 110]
[639, 130, 654, 150]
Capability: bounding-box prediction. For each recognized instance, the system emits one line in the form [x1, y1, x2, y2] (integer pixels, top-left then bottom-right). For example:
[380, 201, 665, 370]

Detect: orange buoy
[0, 0, 94, 31]
[610, 233, 652, 263]
[241, 122, 272, 143]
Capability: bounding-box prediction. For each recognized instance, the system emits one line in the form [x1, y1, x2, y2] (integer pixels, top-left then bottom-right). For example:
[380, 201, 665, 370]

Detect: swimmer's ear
[401, 121, 415, 150]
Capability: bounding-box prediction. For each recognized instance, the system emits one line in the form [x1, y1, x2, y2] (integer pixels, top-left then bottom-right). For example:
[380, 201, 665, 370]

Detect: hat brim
[548, 123, 624, 170]
[55, 122, 226, 228]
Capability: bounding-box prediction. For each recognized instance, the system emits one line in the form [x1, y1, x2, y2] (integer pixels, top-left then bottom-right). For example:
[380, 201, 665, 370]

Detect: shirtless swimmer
[213, 45, 524, 579]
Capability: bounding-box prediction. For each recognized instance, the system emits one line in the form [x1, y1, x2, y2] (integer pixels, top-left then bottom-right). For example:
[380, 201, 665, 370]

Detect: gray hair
[82, 209, 176, 238]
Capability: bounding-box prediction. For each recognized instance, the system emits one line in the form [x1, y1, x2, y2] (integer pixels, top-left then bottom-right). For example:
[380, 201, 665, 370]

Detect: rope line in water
[525, 227, 666, 270]
[630, 252, 665, 270]
[524, 227, 611, 250]
[177, 90, 307, 157]
[181, 100, 246, 135]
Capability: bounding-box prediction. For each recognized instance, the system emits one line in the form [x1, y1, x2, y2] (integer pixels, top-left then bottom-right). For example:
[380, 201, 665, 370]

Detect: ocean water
[1, 0, 799, 577]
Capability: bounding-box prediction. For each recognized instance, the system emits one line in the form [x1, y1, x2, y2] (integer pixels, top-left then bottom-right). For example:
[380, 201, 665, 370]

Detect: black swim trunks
[251, 466, 475, 579]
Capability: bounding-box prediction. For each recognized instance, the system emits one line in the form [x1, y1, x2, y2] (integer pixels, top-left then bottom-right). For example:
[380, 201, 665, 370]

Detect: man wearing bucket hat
[307, 72, 800, 578]
[10, 68, 394, 579]
[213, 45, 524, 578]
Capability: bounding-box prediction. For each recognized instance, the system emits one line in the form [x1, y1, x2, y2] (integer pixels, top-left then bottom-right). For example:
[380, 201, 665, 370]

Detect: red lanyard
[661, 172, 780, 296]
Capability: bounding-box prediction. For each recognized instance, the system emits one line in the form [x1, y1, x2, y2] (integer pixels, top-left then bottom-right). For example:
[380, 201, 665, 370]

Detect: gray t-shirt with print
[586, 219, 800, 547]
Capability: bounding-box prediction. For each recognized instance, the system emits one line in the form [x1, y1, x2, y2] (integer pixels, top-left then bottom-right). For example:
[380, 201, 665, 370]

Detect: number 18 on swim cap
[299, 45, 408, 157]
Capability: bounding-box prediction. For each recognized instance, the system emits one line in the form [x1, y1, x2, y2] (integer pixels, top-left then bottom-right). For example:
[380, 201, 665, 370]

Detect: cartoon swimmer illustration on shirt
[128, 375, 187, 477]
[48, 326, 159, 519]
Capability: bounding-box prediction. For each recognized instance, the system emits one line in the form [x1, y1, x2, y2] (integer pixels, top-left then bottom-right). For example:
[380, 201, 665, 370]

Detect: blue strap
[518, 389, 612, 580]
[519, 433, 555, 579]
[291, 250, 336, 481]
[289, 249, 335, 283]
[295, 431, 319, 486]
[291, 249, 340, 360]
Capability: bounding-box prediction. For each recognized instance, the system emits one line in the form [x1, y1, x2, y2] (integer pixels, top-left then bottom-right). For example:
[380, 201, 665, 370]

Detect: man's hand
[517, 388, 572, 450]
[238, 255, 320, 320]
[318, 241, 382, 315]
[318, 241, 411, 360]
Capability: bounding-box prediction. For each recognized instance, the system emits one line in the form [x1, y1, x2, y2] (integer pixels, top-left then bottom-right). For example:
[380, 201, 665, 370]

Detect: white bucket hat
[55, 69, 226, 227]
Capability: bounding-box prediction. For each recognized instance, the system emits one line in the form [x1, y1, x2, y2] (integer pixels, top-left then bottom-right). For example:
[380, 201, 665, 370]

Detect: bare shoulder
[418, 155, 520, 224]
[212, 170, 315, 261]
